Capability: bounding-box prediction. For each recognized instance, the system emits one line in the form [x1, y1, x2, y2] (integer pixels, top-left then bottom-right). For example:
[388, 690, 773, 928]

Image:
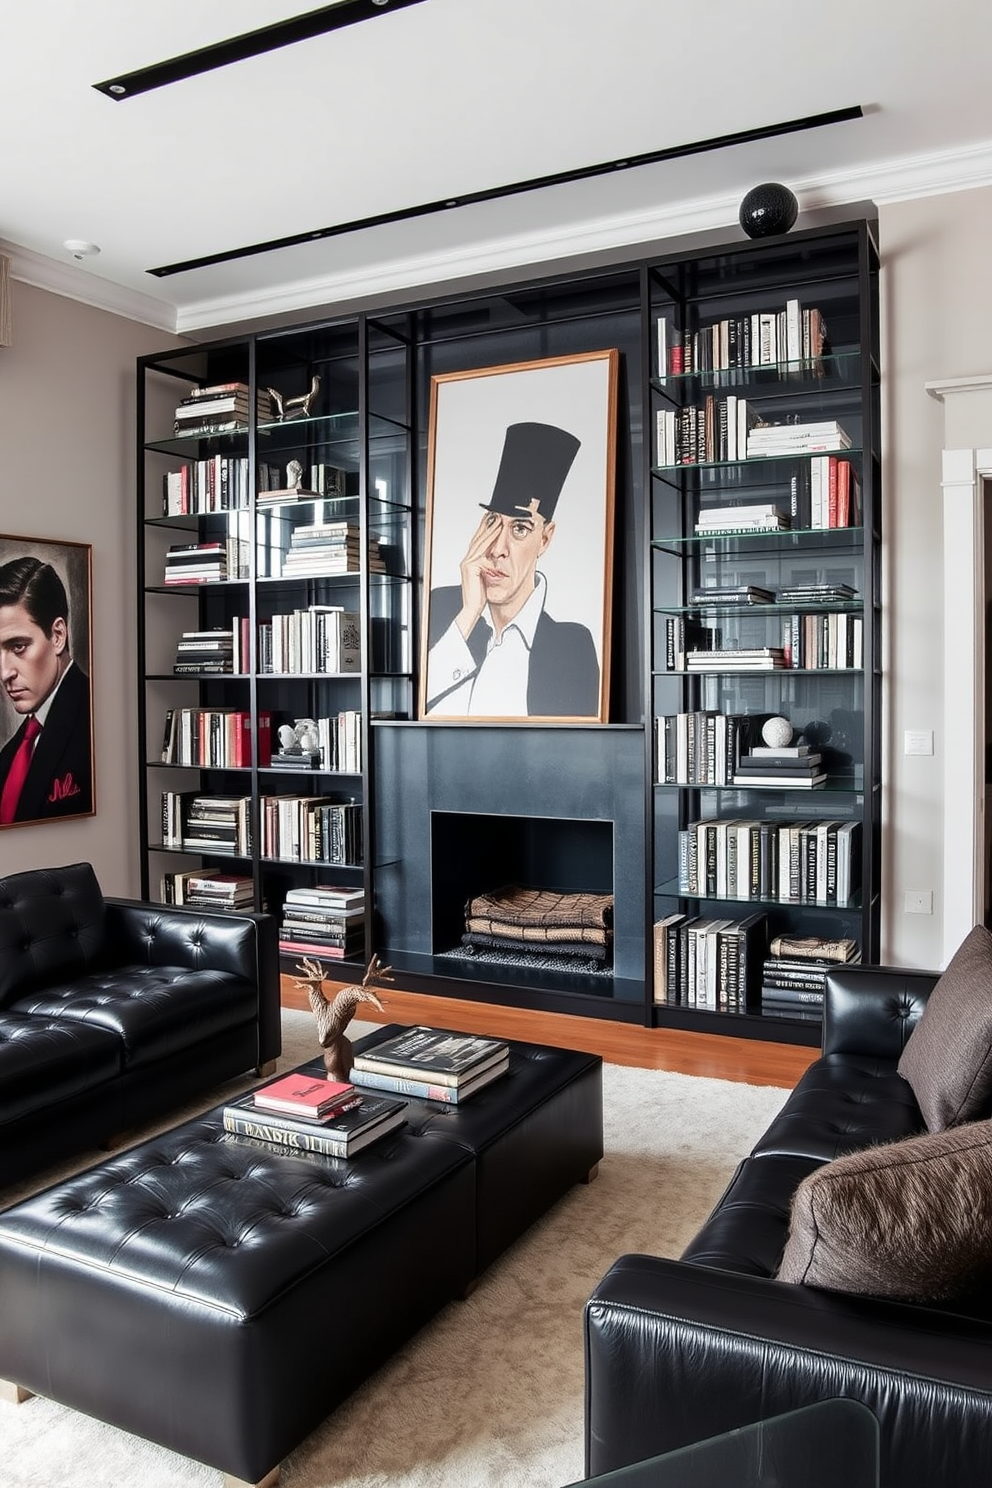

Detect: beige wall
[0, 282, 180, 893]
[879, 185, 992, 966]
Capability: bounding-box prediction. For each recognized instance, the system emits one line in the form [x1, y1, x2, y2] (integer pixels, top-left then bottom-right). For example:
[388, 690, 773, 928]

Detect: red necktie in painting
[0, 716, 42, 824]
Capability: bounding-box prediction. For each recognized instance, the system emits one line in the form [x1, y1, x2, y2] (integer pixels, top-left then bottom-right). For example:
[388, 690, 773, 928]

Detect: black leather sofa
[0, 862, 280, 1191]
[585, 965, 992, 1488]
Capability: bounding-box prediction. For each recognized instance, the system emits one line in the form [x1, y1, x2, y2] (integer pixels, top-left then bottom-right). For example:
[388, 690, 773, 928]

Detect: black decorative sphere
[738, 182, 799, 239]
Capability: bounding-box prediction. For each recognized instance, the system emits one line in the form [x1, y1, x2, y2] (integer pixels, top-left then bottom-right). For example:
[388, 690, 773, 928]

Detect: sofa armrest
[585, 1255, 992, 1488]
[822, 965, 938, 1059]
[103, 900, 281, 1066]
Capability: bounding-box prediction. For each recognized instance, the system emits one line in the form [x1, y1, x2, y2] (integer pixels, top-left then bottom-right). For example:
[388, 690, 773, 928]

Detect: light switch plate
[904, 730, 934, 756]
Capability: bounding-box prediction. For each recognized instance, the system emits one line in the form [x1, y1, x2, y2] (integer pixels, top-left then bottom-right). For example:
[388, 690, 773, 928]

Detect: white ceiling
[3, 0, 992, 336]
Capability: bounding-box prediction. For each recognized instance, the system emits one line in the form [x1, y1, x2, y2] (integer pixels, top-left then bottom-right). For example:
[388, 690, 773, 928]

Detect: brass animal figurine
[267, 374, 320, 421]
[293, 954, 393, 1080]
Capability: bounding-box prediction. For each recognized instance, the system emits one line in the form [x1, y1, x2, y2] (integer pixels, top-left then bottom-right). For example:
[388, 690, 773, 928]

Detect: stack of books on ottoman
[223, 1070, 406, 1158]
[350, 1027, 510, 1105]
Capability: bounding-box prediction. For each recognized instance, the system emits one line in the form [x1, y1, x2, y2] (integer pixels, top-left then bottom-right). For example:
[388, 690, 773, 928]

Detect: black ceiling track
[93, 0, 427, 101]
[147, 106, 864, 278]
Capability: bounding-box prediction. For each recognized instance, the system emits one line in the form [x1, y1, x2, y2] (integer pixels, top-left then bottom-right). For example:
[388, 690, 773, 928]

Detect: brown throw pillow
[898, 924, 992, 1131]
[777, 1121, 992, 1301]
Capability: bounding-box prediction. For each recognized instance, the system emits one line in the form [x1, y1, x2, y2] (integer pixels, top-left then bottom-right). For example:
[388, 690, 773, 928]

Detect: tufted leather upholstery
[584, 964, 992, 1488]
[0, 1037, 603, 1484]
[0, 863, 279, 1190]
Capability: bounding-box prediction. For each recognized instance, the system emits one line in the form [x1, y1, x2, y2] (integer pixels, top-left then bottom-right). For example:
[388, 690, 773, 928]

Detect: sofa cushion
[897, 924, 992, 1130]
[777, 1119, 992, 1301]
[0, 863, 106, 1008]
[0, 1011, 121, 1123]
[681, 1153, 824, 1277]
[9, 964, 258, 1070]
[751, 1051, 925, 1162]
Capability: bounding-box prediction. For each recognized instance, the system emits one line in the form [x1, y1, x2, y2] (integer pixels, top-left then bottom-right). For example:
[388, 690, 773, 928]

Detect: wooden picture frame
[419, 349, 619, 722]
[0, 534, 95, 828]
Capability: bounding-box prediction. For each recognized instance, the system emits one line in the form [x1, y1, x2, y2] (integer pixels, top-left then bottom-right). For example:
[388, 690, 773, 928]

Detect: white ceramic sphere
[762, 716, 793, 748]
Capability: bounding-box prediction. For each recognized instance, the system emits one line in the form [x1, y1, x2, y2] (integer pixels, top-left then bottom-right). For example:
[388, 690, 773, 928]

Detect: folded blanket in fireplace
[460, 931, 611, 962]
[464, 916, 612, 947]
[464, 885, 614, 932]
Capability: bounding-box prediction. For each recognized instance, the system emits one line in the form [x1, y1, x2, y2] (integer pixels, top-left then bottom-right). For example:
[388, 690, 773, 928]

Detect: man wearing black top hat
[425, 420, 600, 718]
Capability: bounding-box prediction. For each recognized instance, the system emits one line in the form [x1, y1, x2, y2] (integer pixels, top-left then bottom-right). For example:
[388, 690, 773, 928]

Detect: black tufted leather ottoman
[0, 1036, 603, 1486]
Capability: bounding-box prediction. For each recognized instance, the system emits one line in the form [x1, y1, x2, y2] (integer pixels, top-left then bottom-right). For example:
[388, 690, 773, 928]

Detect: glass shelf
[653, 877, 863, 911]
[653, 776, 865, 794]
[652, 527, 864, 553]
[145, 410, 407, 459]
[655, 601, 864, 618]
[146, 762, 361, 779]
[653, 447, 861, 475]
[650, 349, 864, 394]
[654, 667, 864, 678]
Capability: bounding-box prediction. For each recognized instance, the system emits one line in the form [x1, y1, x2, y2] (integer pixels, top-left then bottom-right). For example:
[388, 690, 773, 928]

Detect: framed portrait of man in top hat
[0, 533, 94, 828]
[419, 349, 619, 723]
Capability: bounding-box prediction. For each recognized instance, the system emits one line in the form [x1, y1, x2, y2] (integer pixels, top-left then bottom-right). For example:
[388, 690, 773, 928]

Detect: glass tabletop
[567, 1399, 878, 1487]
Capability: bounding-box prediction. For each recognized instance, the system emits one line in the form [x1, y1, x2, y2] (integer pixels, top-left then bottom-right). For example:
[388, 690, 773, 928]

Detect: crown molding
[0, 239, 176, 334]
[176, 137, 992, 334]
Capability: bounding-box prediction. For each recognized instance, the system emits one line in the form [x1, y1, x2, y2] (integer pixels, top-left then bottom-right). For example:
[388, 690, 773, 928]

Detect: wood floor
[280, 979, 817, 1088]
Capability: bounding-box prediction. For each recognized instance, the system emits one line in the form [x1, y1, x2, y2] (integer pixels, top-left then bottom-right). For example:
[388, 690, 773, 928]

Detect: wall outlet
[904, 890, 934, 914]
[904, 730, 934, 756]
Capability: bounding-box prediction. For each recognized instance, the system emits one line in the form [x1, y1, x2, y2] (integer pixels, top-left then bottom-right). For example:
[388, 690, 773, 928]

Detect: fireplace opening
[431, 811, 614, 975]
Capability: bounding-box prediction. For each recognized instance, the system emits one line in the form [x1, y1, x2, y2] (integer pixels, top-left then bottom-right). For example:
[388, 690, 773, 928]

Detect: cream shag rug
[0, 1012, 787, 1488]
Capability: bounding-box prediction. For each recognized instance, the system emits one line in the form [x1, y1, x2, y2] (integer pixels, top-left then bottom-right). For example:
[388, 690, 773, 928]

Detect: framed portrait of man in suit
[0, 534, 94, 828]
[419, 349, 619, 723]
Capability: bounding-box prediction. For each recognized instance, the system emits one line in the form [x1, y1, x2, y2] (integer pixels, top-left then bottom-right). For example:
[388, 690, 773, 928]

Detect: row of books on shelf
[161, 870, 254, 909]
[656, 407, 852, 469]
[172, 382, 272, 438]
[260, 607, 360, 674]
[277, 883, 365, 959]
[161, 529, 385, 584]
[159, 791, 363, 864]
[653, 916, 858, 1014]
[260, 796, 363, 866]
[663, 613, 863, 673]
[657, 301, 828, 380]
[161, 707, 272, 768]
[162, 462, 360, 517]
[171, 609, 362, 676]
[655, 710, 756, 786]
[687, 470, 860, 536]
[161, 707, 361, 774]
[677, 817, 862, 904]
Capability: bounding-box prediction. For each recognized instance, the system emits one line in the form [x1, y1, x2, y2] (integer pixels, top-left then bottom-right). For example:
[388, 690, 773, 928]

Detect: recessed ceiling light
[63, 240, 101, 260]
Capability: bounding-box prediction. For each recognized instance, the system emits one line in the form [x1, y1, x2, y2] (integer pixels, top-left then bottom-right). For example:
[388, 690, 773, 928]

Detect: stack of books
[172, 627, 235, 674]
[161, 792, 251, 855]
[734, 742, 827, 788]
[351, 1027, 511, 1105]
[279, 523, 386, 578]
[694, 503, 790, 536]
[173, 382, 271, 438]
[746, 419, 852, 458]
[278, 883, 365, 959]
[690, 585, 775, 606]
[222, 1070, 406, 1158]
[761, 934, 861, 1020]
[161, 870, 254, 910]
[163, 537, 248, 585]
[778, 582, 858, 605]
[686, 646, 787, 672]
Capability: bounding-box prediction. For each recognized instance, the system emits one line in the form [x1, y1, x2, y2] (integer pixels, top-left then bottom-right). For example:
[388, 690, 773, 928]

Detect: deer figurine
[293, 954, 393, 1080]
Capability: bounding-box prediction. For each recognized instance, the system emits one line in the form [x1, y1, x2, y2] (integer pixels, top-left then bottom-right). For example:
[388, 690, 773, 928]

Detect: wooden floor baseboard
[280, 978, 815, 1088]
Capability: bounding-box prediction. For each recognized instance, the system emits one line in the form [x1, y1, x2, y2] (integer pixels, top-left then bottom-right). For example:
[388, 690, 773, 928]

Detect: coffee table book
[350, 1026, 509, 1087]
[252, 1071, 357, 1119]
[223, 1092, 407, 1157]
[352, 1054, 511, 1105]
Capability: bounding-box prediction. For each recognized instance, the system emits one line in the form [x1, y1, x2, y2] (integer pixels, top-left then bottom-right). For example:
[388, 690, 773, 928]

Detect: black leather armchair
[585, 964, 992, 1488]
[0, 862, 279, 1190]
